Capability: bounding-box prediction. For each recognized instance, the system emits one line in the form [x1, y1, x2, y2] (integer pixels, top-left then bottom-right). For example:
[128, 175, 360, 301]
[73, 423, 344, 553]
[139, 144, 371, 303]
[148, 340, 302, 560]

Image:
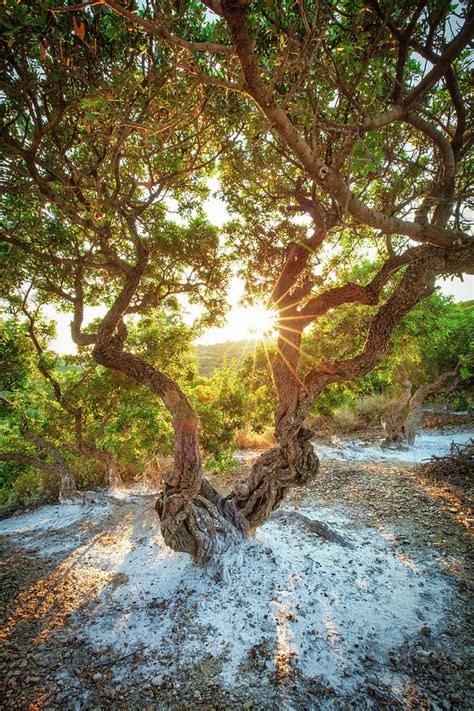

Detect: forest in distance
[0, 0, 473, 709]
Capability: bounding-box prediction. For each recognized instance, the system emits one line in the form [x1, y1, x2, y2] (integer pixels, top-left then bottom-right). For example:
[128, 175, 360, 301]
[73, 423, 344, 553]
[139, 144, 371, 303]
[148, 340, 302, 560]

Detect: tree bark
[92, 341, 247, 563]
[380, 364, 414, 447]
[105, 457, 124, 489]
[23, 432, 78, 502]
[229, 318, 319, 530]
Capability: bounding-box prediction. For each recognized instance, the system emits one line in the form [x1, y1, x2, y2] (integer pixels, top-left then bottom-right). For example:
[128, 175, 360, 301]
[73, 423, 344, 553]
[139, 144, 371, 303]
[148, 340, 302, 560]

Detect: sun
[194, 300, 278, 346]
[246, 303, 278, 339]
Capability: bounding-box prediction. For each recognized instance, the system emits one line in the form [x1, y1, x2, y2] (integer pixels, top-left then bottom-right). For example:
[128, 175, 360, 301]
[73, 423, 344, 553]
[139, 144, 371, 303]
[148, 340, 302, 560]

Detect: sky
[46, 273, 473, 355]
[46, 185, 473, 355]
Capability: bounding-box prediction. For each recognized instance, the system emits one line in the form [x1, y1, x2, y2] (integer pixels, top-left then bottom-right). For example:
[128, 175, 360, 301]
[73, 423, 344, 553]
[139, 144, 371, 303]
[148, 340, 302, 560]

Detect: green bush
[332, 403, 362, 432]
[354, 393, 391, 426]
[1, 467, 59, 513]
[332, 393, 390, 432]
[71, 457, 105, 491]
[203, 449, 236, 474]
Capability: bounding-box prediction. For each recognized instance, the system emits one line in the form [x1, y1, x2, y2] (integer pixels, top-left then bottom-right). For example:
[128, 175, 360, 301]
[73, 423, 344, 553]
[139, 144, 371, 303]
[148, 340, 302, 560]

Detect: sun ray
[276, 333, 315, 369]
[279, 311, 320, 321]
[261, 336, 279, 395]
[278, 323, 307, 336]
[274, 342, 304, 387]
[247, 304, 278, 340]
[276, 331, 319, 370]
[250, 341, 258, 389]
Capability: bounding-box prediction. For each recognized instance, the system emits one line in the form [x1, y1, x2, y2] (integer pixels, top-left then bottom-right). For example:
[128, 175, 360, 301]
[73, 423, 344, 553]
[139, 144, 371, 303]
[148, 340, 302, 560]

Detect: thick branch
[297, 247, 420, 326]
[304, 242, 474, 396]
[409, 363, 461, 412]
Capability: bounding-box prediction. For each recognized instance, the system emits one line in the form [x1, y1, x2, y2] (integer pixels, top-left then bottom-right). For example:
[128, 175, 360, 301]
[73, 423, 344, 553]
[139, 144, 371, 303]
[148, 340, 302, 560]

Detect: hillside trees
[0, 318, 79, 502]
[195, 0, 472, 530]
[381, 361, 462, 447]
[1, 1, 473, 563]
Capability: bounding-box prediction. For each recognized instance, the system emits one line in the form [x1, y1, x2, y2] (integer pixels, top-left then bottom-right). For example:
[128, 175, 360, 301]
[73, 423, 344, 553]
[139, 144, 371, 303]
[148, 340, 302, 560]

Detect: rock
[419, 625, 432, 638]
[92, 672, 102, 682]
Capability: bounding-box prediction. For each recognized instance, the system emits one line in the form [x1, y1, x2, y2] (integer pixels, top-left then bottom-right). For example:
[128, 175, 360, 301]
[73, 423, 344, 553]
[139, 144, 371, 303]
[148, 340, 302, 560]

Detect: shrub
[0, 467, 58, 514]
[235, 426, 275, 450]
[332, 403, 362, 432]
[354, 393, 391, 426]
[71, 457, 105, 491]
[203, 449, 236, 474]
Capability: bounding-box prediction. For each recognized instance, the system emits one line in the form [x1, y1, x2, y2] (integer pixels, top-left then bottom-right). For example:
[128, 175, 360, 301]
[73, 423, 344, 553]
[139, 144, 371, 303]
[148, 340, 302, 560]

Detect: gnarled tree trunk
[230, 327, 319, 531]
[93, 339, 247, 564]
[381, 363, 461, 448]
[380, 364, 414, 448]
[102, 454, 124, 489]
[24, 432, 78, 503]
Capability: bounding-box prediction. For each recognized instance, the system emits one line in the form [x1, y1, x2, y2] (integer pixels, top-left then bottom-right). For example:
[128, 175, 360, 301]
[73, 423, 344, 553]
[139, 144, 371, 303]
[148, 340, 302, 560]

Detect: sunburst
[246, 304, 278, 339]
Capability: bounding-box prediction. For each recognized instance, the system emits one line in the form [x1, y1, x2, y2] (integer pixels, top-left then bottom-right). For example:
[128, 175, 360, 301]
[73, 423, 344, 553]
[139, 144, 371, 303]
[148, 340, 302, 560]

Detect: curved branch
[297, 247, 420, 326]
[0, 452, 56, 473]
[304, 242, 474, 396]
[102, 0, 233, 55]
[406, 112, 456, 227]
[409, 362, 461, 411]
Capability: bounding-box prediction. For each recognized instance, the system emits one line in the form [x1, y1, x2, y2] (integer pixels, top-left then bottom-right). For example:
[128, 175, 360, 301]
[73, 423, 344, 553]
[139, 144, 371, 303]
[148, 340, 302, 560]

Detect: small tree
[381, 362, 462, 447]
[0, 322, 78, 503]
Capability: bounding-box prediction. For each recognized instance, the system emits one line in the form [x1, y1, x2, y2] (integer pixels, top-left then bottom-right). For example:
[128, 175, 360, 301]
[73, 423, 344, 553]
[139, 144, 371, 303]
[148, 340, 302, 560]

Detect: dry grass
[235, 426, 275, 450]
[330, 393, 391, 434]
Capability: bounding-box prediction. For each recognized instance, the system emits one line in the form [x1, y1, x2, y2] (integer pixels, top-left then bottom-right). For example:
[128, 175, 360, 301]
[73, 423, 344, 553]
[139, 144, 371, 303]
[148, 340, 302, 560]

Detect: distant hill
[194, 339, 260, 377]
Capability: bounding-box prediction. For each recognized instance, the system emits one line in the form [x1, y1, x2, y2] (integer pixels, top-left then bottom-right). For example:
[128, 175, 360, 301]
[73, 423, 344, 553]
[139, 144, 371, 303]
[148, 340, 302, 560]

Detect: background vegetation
[1, 290, 471, 512]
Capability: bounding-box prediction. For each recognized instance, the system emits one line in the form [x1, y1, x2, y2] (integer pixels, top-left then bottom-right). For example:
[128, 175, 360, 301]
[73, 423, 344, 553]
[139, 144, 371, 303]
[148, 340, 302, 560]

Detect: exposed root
[270, 509, 352, 547]
[156, 479, 248, 565]
[155, 428, 321, 564]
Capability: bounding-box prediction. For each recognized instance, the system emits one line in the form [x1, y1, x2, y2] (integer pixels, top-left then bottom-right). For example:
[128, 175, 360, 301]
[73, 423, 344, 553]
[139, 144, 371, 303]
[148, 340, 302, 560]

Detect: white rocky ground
[313, 428, 473, 466]
[0, 429, 472, 709]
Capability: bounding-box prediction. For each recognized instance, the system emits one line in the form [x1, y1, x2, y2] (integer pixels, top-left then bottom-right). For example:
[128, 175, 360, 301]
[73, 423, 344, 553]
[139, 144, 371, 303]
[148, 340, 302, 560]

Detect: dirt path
[0, 460, 472, 710]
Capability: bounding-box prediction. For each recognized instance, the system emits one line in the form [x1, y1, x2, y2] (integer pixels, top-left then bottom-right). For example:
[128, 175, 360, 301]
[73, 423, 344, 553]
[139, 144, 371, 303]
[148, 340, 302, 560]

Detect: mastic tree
[2, 1, 474, 563]
[380, 361, 463, 447]
[0, 317, 79, 503]
[93, 1, 473, 549]
[298, 291, 474, 419]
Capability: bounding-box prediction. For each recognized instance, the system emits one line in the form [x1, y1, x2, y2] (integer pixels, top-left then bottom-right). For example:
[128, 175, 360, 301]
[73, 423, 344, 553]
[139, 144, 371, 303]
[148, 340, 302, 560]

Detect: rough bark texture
[381, 364, 414, 447]
[230, 426, 319, 530]
[104, 457, 124, 489]
[23, 433, 78, 503]
[92, 340, 248, 563]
